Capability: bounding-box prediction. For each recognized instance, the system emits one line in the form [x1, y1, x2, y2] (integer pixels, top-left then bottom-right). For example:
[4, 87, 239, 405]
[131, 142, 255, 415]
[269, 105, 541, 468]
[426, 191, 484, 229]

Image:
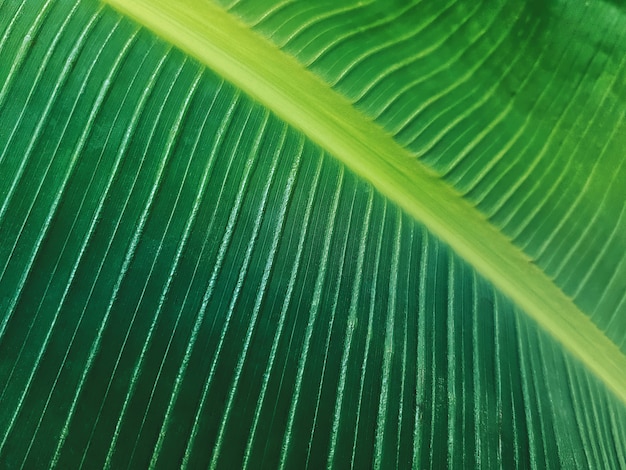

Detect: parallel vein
[103, 0, 626, 404]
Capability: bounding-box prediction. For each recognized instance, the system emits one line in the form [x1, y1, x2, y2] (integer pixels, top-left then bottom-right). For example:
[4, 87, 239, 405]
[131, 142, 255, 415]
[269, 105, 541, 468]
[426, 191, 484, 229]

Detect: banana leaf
[1, 0, 625, 467]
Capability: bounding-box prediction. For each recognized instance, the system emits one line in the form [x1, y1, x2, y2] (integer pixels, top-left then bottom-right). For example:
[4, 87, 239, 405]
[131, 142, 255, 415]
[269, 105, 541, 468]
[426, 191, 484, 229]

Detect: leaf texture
[0, 0, 625, 468]
[215, 0, 626, 350]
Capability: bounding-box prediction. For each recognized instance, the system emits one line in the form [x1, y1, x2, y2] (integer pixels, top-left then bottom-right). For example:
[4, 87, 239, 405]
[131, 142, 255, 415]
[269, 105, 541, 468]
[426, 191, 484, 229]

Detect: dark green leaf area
[1, 1, 625, 469]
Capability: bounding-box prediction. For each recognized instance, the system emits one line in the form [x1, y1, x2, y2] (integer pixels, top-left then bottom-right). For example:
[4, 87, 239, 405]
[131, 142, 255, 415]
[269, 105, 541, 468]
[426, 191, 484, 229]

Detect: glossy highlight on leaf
[0, 0, 625, 468]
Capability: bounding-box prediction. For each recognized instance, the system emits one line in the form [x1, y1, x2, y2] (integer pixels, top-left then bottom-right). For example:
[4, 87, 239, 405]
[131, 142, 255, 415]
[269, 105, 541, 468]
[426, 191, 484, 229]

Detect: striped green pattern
[0, 0, 625, 468]
[216, 0, 626, 348]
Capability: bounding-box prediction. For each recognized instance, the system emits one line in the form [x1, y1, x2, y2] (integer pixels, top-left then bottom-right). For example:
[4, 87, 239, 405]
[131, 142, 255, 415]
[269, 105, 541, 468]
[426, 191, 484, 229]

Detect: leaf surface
[0, 0, 625, 468]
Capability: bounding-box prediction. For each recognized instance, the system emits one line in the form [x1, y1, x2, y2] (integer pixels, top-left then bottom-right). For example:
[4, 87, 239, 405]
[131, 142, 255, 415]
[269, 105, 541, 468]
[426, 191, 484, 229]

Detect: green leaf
[0, 0, 624, 468]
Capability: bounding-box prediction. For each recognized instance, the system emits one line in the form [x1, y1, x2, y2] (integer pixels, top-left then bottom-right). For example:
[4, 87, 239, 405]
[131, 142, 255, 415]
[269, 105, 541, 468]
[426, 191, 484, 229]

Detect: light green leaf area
[0, 0, 625, 469]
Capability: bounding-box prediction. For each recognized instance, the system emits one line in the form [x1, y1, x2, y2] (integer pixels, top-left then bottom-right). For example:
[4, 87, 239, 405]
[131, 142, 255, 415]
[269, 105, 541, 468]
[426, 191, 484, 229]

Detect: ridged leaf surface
[0, 0, 625, 468]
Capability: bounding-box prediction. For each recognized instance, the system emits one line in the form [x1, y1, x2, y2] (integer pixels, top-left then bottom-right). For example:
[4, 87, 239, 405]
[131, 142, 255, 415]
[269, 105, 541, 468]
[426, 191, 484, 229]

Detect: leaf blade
[103, 0, 626, 404]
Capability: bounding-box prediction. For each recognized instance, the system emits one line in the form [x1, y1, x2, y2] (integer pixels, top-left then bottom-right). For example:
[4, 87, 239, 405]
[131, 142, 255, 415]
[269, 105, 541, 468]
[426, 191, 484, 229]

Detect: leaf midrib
[104, 0, 626, 403]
